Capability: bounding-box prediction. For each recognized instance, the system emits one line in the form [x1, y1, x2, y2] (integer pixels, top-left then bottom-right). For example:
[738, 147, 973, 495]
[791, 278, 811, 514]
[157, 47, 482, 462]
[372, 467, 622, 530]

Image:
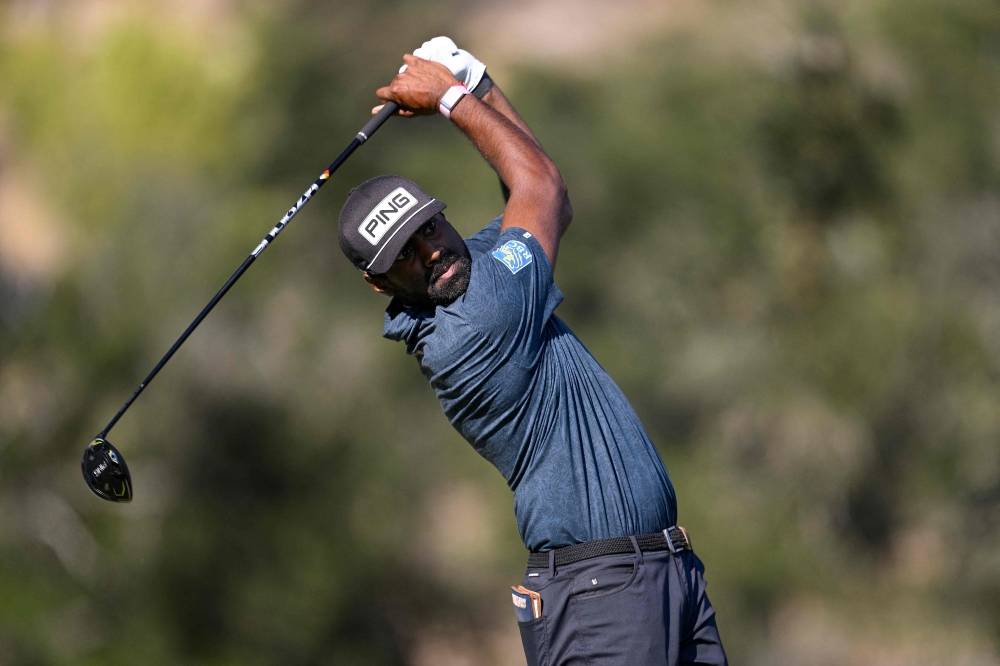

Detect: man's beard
[427, 251, 472, 305]
[393, 250, 472, 307]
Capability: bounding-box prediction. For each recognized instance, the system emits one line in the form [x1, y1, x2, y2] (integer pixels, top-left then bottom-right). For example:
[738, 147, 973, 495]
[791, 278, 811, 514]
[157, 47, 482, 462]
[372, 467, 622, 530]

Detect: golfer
[337, 38, 727, 666]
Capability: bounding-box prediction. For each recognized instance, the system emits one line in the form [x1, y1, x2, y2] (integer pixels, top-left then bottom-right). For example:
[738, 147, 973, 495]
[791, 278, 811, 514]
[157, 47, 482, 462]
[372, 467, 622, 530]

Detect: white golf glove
[400, 36, 487, 93]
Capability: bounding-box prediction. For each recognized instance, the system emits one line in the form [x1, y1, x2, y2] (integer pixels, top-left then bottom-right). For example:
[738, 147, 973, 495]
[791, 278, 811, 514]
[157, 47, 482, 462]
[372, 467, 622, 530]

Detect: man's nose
[413, 238, 443, 266]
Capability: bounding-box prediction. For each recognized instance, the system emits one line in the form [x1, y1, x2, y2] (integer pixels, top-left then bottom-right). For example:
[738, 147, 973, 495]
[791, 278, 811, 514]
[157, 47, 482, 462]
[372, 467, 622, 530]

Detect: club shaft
[98, 102, 399, 438]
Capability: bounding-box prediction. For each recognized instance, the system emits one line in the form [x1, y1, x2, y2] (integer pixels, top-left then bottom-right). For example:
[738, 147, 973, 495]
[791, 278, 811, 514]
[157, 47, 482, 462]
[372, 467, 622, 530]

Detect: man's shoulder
[451, 227, 563, 349]
[463, 215, 504, 258]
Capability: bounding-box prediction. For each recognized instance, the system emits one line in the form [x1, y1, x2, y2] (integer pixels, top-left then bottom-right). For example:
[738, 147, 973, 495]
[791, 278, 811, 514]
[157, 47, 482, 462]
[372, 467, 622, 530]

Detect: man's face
[365, 213, 472, 307]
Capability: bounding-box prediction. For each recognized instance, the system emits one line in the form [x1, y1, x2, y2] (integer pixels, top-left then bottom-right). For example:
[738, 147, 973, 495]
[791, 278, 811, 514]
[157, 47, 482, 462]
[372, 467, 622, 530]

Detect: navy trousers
[514, 547, 727, 666]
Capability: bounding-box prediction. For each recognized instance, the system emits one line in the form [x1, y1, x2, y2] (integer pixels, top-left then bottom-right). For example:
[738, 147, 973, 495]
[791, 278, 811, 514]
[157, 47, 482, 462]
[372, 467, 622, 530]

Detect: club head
[81, 437, 132, 502]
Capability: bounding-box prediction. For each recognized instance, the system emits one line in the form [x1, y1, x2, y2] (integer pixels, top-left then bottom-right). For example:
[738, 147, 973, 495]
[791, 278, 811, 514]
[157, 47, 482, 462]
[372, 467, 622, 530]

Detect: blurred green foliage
[2, 0, 1000, 664]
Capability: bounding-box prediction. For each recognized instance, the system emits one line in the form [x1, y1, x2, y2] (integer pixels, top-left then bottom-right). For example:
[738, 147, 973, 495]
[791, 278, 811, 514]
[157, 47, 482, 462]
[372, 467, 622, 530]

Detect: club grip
[357, 101, 399, 143]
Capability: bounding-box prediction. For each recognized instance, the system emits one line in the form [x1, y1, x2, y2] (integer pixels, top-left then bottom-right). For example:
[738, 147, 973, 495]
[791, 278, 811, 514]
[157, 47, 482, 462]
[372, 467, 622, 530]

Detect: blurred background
[1, 0, 999, 663]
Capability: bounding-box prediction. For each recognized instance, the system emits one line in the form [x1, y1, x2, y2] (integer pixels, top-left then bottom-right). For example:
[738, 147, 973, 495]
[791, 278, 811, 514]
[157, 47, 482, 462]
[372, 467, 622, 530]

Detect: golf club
[81, 101, 401, 503]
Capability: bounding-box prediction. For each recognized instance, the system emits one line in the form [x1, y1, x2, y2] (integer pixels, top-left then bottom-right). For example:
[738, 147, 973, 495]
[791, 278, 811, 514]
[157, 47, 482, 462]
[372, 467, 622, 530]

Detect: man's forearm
[450, 95, 557, 205]
[450, 95, 566, 266]
[481, 84, 540, 203]
[479, 85, 572, 230]
[481, 85, 543, 150]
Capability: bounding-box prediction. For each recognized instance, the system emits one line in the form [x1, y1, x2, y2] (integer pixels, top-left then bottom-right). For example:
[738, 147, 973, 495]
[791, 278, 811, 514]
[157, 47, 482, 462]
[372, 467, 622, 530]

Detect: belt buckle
[662, 528, 678, 554]
[663, 526, 690, 554]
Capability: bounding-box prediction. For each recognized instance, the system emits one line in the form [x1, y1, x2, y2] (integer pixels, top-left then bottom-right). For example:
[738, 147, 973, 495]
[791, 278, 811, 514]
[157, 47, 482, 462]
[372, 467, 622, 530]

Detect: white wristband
[439, 84, 469, 119]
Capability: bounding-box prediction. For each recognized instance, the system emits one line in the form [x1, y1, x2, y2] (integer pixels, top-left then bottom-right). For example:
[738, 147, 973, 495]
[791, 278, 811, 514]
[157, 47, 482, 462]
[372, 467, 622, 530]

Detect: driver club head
[81, 437, 132, 502]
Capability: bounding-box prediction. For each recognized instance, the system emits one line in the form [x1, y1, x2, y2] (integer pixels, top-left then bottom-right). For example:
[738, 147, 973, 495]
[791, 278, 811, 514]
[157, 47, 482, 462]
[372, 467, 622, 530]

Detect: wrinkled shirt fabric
[383, 218, 676, 551]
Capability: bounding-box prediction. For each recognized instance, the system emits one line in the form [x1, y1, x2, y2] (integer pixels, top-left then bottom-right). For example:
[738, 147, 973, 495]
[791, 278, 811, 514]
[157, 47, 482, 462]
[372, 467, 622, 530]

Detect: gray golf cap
[338, 175, 447, 274]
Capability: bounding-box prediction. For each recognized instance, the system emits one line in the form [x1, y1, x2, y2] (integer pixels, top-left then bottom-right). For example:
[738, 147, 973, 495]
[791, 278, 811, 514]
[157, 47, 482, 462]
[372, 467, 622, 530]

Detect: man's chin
[428, 273, 471, 306]
[428, 258, 472, 305]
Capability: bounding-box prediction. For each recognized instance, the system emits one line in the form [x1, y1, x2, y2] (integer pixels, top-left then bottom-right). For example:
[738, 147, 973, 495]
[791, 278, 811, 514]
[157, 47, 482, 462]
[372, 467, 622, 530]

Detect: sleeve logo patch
[492, 240, 533, 274]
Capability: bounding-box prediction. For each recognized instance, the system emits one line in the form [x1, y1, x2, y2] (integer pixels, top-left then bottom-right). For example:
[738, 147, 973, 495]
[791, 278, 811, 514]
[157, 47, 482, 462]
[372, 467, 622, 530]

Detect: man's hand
[408, 36, 487, 93]
[374, 55, 459, 117]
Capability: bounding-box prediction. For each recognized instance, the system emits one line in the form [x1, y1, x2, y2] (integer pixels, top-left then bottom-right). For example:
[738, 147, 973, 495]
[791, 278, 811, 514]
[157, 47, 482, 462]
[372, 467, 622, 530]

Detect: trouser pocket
[569, 557, 653, 664]
[512, 584, 548, 666]
[517, 617, 547, 666]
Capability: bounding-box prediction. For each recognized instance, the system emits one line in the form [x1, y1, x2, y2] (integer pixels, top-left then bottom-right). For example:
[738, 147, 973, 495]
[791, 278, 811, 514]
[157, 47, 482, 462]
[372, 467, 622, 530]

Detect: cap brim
[364, 199, 447, 274]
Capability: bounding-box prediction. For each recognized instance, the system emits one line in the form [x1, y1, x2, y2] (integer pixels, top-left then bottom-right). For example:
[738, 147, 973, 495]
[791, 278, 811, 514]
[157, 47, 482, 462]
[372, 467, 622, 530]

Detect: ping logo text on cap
[359, 187, 418, 245]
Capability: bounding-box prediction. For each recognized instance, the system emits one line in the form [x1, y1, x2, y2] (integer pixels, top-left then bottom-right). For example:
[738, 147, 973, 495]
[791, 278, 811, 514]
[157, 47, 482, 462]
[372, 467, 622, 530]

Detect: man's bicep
[499, 186, 565, 269]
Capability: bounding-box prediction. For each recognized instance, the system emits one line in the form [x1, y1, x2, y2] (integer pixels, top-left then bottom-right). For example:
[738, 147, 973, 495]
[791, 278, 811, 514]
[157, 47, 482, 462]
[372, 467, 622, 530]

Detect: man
[337, 37, 727, 666]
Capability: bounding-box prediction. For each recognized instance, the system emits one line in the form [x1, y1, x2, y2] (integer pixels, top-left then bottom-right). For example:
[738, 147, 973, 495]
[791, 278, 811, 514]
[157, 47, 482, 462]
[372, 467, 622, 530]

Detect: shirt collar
[382, 296, 433, 342]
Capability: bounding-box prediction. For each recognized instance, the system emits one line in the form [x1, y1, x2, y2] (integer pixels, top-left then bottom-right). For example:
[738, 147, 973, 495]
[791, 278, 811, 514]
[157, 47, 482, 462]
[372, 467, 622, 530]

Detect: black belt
[527, 527, 693, 569]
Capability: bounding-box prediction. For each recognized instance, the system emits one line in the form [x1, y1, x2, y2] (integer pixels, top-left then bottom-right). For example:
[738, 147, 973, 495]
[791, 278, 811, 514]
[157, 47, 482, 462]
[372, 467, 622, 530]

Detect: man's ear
[364, 272, 394, 297]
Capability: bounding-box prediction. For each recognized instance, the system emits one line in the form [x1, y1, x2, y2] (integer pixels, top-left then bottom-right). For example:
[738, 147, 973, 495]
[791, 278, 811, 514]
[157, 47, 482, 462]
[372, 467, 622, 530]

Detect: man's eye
[423, 220, 436, 236]
[396, 245, 413, 261]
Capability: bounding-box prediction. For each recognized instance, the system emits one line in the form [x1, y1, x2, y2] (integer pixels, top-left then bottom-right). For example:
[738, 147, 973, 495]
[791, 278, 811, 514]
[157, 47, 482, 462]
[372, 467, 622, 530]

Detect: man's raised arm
[375, 55, 571, 269]
[482, 85, 572, 224]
